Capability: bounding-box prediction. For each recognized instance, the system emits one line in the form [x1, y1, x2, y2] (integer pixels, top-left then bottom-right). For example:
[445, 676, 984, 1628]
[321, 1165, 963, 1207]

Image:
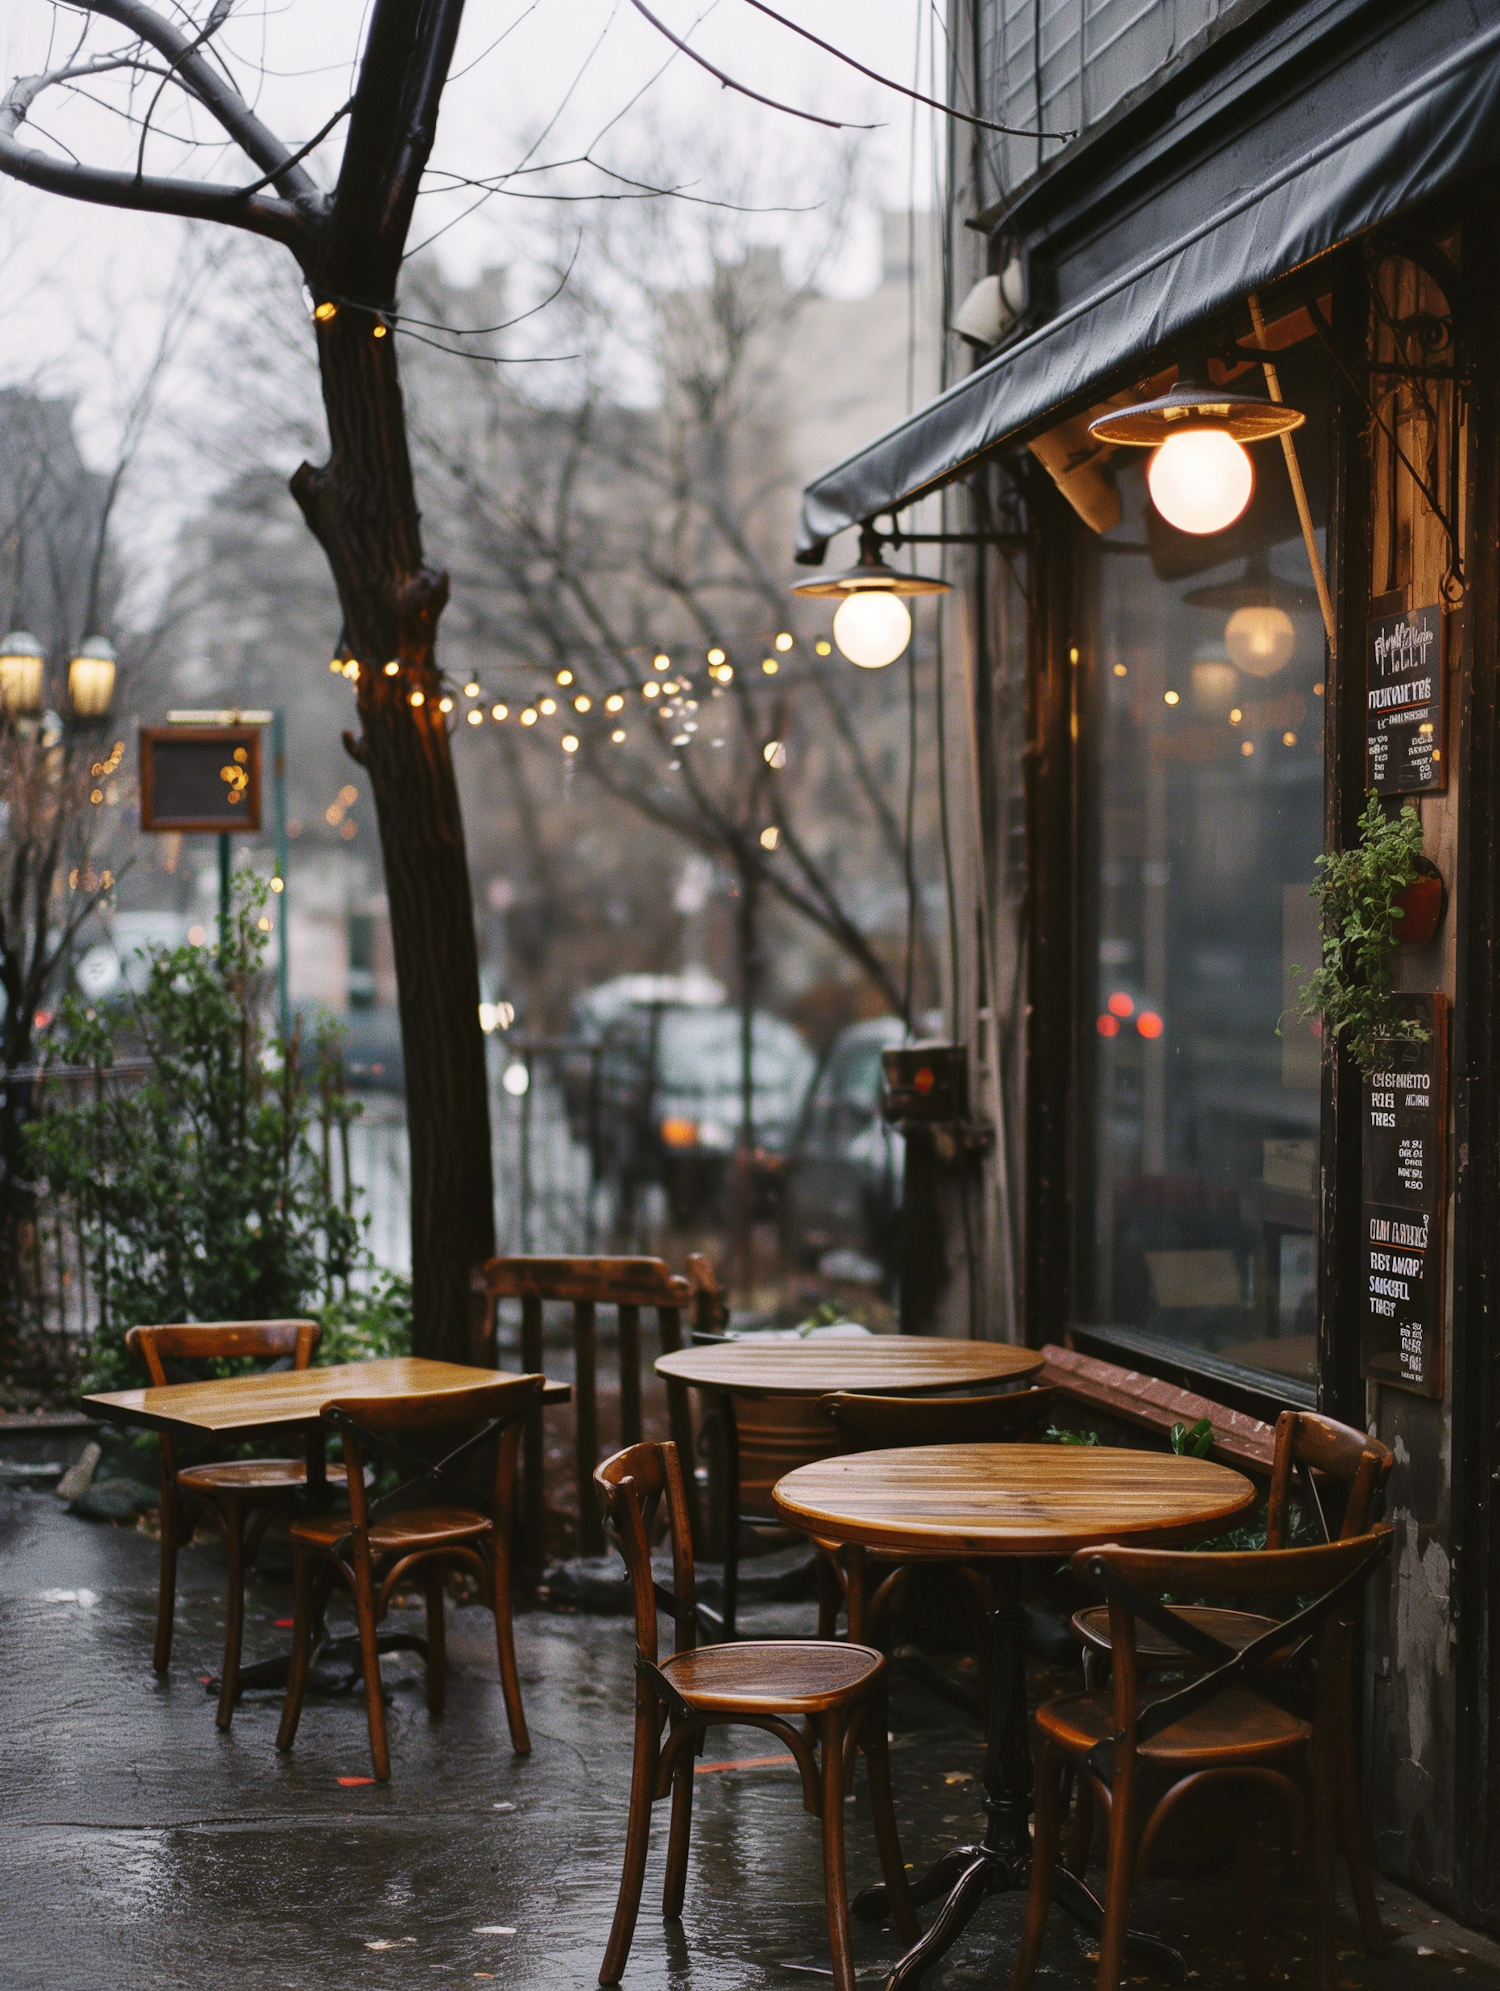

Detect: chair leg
[350, 1550, 391, 1782]
[1338, 1718, 1385, 1953]
[1309, 1743, 1339, 1991]
[215, 1495, 245, 1731]
[276, 1543, 315, 1752]
[1097, 1756, 1138, 1991]
[1232, 1798, 1267, 1991]
[490, 1537, 530, 1755]
[846, 1546, 868, 1644]
[600, 1696, 660, 1985]
[1010, 1738, 1064, 1990]
[863, 1688, 918, 1947]
[818, 1711, 857, 1991]
[661, 1721, 695, 1919]
[425, 1564, 447, 1718]
[153, 1474, 180, 1673]
[1065, 1764, 1094, 1876]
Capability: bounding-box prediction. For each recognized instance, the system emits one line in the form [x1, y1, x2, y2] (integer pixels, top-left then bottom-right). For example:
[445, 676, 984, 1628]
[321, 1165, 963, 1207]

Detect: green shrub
[28, 875, 365, 1391]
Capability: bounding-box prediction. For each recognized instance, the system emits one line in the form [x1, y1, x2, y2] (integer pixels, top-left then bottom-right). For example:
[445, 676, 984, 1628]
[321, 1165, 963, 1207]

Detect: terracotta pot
[1393, 863, 1446, 949]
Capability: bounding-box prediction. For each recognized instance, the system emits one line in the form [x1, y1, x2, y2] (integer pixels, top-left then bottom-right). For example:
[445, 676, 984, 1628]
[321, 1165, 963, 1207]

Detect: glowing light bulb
[557, 669, 574, 685]
[464, 681, 480, 697]
[492, 703, 508, 721]
[653, 654, 670, 671]
[1146, 430, 1253, 534]
[438, 696, 454, 713]
[409, 690, 424, 707]
[611, 728, 626, 743]
[706, 648, 726, 666]
[1224, 604, 1296, 677]
[605, 694, 625, 712]
[539, 697, 556, 715]
[467, 708, 483, 725]
[761, 658, 778, 675]
[832, 591, 912, 669]
[574, 694, 591, 712]
[384, 661, 399, 676]
[521, 708, 538, 726]
[774, 633, 794, 652]
[562, 734, 579, 753]
[815, 640, 832, 657]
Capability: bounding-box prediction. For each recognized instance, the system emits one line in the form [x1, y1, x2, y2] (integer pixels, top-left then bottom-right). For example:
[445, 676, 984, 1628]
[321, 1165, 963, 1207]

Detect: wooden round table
[655, 1338, 1044, 1635]
[774, 1442, 1256, 1989]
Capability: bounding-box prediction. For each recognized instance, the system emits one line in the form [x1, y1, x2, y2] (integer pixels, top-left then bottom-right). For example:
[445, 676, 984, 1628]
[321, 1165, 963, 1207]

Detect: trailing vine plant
[1291, 790, 1430, 1076]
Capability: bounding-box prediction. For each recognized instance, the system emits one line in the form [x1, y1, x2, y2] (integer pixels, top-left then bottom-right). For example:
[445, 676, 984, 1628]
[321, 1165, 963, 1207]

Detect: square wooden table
[84, 1358, 571, 1698]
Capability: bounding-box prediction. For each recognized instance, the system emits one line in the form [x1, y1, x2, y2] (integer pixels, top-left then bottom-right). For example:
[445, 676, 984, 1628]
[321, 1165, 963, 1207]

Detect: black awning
[795, 18, 1500, 564]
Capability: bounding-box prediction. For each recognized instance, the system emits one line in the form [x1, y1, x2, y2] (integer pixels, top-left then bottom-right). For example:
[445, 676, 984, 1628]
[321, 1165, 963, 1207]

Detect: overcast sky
[0, 1, 943, 477]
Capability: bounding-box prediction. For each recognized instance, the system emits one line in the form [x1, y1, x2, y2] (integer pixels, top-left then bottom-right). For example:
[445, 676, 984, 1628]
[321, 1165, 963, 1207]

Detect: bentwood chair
[125, 1319, 319, 1728]
[471, 1255, 699, 1557]
[1067, 1409, 1393, 1950]
[817, 1387, 1057, 1641]
[594, 1439, 917, 1991]
[275, 1374, 546, 1781]
[1013, 1527, 1393, 1991]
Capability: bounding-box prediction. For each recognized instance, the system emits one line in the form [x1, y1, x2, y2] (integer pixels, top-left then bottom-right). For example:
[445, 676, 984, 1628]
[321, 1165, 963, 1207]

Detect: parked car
[782, 1016, 906, 1284]
[568, 979, 815, 1223]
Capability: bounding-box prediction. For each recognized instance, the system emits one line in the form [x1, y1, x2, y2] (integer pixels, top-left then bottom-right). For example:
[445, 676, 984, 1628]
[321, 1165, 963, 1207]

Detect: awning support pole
[1248, 292, 1338, 658]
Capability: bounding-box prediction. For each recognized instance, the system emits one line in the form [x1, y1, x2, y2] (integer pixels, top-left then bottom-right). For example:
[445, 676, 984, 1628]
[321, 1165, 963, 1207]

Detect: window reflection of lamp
[1190, 648, 1237, 712]
[1183, 554, 1317, 679]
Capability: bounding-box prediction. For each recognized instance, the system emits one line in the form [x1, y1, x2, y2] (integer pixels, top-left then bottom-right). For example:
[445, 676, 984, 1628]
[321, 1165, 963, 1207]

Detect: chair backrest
[471, 1254, 698, 1557]
[1074, 1526, 1394, 1758]
[322, 1374, 548, 1539]
[1266, 1409, 1394, 1549]
[126, 1318, 320, 1387]
[822, 1386, 1057, 1452]
[595, 1439, 698, 1667]
[685, 1253, 729, 1339]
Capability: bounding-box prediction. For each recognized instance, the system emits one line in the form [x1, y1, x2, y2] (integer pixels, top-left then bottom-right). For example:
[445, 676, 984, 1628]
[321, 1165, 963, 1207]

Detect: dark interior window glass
[1080, 366, 1328, 1390]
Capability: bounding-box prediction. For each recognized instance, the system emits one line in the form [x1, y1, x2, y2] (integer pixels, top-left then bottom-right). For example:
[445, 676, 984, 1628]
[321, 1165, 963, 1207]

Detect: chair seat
[291, 1505, 493, 1552]
[662, 1639, 883, 1715]
[1072, 1603, 1282, 1666]
[1038, 1686, 1310, 1767]
[177, 1458, 308, 1495]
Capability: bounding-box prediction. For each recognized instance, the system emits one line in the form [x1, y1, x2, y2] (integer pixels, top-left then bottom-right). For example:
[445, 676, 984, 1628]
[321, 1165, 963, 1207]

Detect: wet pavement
[2, 1468, 1498, 1991]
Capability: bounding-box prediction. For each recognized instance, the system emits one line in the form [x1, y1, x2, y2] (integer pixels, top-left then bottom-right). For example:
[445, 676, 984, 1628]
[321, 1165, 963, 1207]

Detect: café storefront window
[1077, 360, 1330, 1393]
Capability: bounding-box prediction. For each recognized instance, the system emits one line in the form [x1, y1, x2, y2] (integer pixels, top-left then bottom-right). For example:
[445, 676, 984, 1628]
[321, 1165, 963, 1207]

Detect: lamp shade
[1147, 431, 1255, 534]
[1088, 376, 1303, 447]
[68, 636, 117, 718]
[0, 630, 45, 715]
[833, 591, 912, 669]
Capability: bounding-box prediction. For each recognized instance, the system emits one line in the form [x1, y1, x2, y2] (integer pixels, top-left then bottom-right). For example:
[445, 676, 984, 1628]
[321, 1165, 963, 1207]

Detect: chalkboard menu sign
[1360, 993, 1447, 1398]
[139, 726, 262, 834]
[1366, 604, 1445, 793]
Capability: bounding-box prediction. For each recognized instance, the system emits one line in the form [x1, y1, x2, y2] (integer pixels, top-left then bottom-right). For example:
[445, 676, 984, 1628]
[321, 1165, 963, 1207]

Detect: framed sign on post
[139, 726, 263, 834]
[1366, 604, 1446, 794]
[1360, 992, 1447, 1398]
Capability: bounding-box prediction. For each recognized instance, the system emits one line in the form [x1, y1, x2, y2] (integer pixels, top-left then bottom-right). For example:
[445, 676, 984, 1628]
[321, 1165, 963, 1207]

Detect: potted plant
[1292, 790, 1438, 1075]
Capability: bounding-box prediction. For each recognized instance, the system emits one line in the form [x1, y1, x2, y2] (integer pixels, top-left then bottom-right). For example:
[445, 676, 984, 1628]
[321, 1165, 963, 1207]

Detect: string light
[521, 708, 538, 725]
[1163, 690, 1180, 706]
[611, 728, 627, 743]
[373, 323, 388, 339]
[707, 647, 726, 666]
[492, 703, 509, 721]
[384, 661, 399, 677]
[653, 654, 670, 671]
[467, 708, 484, 726]
[759, 825, 780, 849]
[762, 658, 779, 674]
[270, 876, 285, 894]
[815, 641, 832, 656]
[438, 695, 454, 713]
[328, 658, 342, 673]
[343, 660, 359, 680]
[313, 301, 337, 322]
[643, 682, 660, 699]
[464, 681, 480, 698]
[774, 633, 794, 652]
[539, 697, 557, 715]
[573, 694, 591, 712]
[557, 669, 574, 685]
[763, 740, 787, 768]
[562, 734, 579, 753]
[605, 694, 625, 712]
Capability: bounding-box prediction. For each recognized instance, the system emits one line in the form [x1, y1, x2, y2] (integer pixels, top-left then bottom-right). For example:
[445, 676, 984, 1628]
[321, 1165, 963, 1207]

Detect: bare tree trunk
[292, 311, 493, 1362]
